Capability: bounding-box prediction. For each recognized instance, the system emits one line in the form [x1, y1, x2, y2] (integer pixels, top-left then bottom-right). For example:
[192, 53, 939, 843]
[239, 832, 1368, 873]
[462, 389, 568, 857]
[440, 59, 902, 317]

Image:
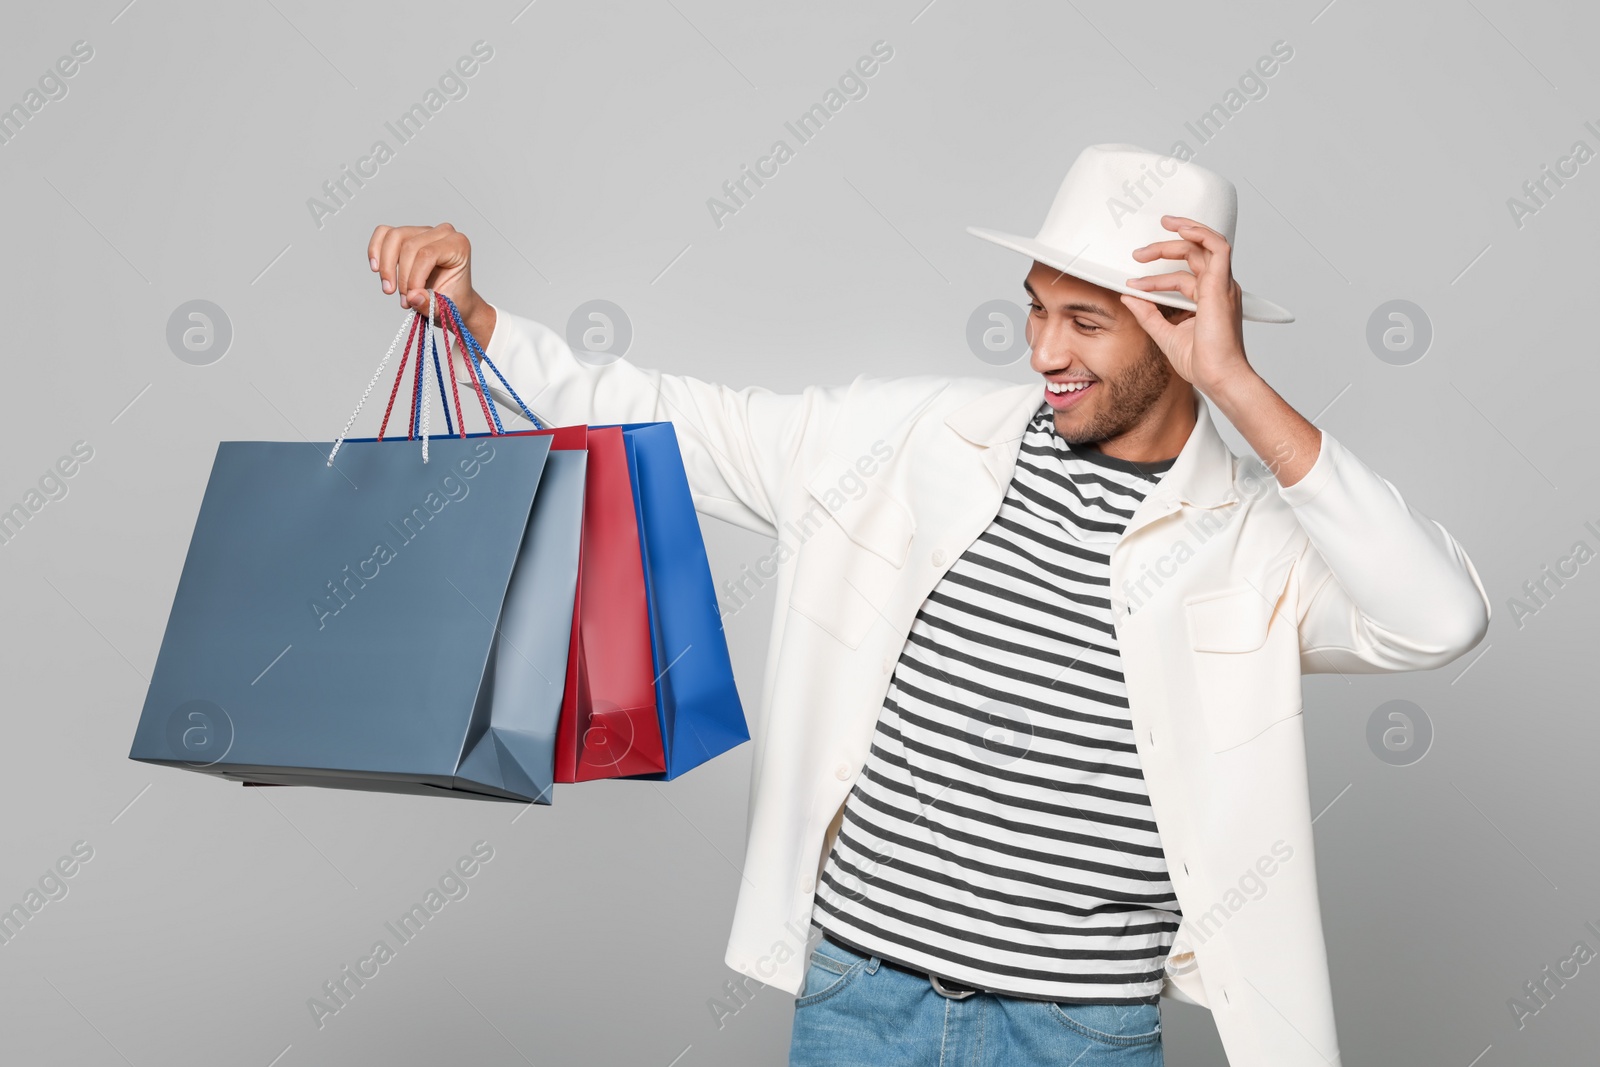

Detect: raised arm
[1123, 213, 1491, 676]
[1276, 430, 1492, 674]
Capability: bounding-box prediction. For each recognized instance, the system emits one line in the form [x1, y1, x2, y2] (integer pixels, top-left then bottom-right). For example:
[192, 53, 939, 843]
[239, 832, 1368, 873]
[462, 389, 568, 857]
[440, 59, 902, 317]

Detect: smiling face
[1024, 261, 1195, 461]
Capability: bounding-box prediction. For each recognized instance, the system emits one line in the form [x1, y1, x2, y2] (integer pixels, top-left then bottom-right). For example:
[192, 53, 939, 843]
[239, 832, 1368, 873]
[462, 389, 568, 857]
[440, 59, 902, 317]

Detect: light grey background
[1, 1, 1594, 1064]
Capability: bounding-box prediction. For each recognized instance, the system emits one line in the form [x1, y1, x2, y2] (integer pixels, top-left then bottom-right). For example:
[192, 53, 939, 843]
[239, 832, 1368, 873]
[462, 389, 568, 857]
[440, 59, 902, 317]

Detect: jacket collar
[944, 381, 1240, 509]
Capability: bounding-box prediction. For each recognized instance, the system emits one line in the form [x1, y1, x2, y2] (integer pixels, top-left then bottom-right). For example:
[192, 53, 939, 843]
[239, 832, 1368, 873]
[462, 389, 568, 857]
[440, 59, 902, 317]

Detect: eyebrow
[1023, 282, 1116, 318]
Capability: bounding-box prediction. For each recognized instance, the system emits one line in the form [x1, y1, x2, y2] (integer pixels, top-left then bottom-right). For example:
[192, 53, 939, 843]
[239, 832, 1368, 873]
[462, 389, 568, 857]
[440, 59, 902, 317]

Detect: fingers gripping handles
[328, 292, 544, 465]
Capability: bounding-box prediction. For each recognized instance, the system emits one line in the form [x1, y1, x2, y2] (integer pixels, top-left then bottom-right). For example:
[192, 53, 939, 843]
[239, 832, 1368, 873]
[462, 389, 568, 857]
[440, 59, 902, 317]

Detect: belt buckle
[929, 974, 978, 1000]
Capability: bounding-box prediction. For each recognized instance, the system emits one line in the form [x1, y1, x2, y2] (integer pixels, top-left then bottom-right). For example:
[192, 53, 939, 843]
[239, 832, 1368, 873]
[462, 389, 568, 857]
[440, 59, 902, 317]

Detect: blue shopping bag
[610, 422, 750, 780]
[130, 379, 586, 803]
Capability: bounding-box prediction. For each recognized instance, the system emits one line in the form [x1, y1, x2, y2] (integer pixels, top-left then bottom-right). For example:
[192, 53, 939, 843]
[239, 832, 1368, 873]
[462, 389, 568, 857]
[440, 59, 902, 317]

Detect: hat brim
[965, 226, 1294, 324]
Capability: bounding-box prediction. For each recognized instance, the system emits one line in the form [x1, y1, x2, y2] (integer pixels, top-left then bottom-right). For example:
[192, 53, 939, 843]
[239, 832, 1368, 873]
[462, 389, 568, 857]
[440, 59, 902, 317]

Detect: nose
[1027, 318, 1078, 374]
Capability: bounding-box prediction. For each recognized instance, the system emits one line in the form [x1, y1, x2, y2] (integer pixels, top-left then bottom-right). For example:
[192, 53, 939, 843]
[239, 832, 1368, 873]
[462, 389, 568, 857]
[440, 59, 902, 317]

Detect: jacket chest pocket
[787, 452, 916, 651]
[1182, 558, 1302, 752]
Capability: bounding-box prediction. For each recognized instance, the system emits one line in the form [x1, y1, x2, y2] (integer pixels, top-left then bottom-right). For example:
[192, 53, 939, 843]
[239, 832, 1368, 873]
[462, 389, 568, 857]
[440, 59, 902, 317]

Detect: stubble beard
[1054, 339, 1174, 447]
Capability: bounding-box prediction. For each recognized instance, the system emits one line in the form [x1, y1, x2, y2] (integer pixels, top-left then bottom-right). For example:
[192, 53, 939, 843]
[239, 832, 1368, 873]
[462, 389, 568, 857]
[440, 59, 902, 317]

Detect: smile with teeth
[1046, 381, 1094, 394]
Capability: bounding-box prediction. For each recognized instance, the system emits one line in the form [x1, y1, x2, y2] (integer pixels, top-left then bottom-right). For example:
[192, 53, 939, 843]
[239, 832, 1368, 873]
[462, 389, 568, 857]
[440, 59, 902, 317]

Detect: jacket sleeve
[467, 303, 836, 539]
[1277, 429, 1491, 675]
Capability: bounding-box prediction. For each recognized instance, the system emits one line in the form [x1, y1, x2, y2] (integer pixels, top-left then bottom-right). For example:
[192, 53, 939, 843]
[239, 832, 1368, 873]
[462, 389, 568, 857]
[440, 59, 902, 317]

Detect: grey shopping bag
[128, 433, 585, 803]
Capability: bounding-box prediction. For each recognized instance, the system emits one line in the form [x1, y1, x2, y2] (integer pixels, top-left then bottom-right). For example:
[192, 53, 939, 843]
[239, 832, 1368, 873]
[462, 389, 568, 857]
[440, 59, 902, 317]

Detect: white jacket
[476, 305, 1491, 1067]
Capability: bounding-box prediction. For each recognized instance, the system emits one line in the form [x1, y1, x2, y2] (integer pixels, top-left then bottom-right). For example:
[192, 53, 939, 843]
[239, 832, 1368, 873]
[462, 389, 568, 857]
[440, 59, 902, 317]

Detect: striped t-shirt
[811, 401, 1182, 1005]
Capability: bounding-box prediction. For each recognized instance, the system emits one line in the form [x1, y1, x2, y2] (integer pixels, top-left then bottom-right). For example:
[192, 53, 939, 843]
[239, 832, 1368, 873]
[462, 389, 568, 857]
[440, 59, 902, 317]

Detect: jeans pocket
[795, 938, 866, 1008]
[1045, 1001, 1162, 1047]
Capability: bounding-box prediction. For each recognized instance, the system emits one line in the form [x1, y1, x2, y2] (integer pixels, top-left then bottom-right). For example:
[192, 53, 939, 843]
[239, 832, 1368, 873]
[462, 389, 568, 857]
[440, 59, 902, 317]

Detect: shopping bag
[128, 305, 586, 803]
[404, 296, 668, 782]
[497, 426, 667, 782]
[613, 423, 750, 780]
[438, 293, 749, 780]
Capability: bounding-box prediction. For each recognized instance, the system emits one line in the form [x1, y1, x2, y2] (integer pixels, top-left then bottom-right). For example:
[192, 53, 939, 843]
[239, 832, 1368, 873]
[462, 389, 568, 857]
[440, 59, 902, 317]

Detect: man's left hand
[1120, 214, 1252, 394]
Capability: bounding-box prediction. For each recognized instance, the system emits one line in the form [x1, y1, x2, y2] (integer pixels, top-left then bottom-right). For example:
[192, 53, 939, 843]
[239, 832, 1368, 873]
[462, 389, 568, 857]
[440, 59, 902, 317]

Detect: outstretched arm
[370, 222, 837, 539]
[476, 304, 834, 539]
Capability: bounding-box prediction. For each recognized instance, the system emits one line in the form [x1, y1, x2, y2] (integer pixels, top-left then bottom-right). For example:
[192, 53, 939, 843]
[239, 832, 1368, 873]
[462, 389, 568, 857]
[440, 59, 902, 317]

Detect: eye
[1074, 319, 1102, 333]
[1026, 301, 1044, 314]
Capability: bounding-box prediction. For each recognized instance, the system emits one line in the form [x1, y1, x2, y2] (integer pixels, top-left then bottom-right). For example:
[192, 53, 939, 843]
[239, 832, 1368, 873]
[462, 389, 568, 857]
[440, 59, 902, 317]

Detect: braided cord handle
[327, 312, 417, 466]
[439, 306, 469, 435]
[376, 313, 422, 441]
[437, 293, 544, 430]
[446, 306, 497, 432]
[328, 291, 536, 467]
[428, 294, 456, 439]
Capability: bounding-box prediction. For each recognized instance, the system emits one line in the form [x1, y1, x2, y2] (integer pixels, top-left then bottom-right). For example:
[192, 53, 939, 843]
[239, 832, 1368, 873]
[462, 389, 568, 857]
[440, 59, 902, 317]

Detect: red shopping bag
[502, 425, 665, 781]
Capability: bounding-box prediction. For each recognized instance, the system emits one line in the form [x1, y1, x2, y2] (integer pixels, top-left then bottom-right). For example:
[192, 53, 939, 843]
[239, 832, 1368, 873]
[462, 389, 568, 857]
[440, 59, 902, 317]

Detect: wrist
[1195, 361, 1261, 405]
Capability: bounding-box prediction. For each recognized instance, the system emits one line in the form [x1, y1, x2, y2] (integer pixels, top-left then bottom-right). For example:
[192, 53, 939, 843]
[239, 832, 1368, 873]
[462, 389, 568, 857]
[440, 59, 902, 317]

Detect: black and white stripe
[812, 402, 1182, 1005]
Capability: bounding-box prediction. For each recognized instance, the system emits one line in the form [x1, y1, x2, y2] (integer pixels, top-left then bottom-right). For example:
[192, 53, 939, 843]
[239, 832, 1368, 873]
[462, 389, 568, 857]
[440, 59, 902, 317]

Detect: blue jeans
[788, 934, 1164, 1067]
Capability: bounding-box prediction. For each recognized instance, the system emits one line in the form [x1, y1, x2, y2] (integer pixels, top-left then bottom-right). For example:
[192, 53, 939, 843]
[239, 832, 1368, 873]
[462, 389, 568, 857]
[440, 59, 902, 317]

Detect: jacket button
[835, 762, 852, 780]
[931, 549, 947, 567]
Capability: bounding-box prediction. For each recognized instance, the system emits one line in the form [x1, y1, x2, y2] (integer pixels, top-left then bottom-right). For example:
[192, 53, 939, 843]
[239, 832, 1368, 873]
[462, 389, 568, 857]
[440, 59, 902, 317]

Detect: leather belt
[824, 932, 983, 999]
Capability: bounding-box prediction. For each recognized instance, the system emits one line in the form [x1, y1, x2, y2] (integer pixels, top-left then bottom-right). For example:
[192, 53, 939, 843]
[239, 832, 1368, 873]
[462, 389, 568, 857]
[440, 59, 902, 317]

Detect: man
[368, 143, 1489, 1066]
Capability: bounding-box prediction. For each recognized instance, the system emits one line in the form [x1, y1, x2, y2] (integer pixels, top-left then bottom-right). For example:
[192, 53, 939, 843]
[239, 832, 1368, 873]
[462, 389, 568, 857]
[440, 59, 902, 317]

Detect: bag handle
[326, 290, 543, 467]
[437, 304, 475, 433]
[329, 300, 441, 463]
[443, 298, 504, 434]
[327, 312, 419, 466]
[408, 300, 425, 445]
[411, 291, 481, 460]
[428, 297, 457, 439]
[406, 292, 455, 460]
[437, 292, 545, 430]
[377, 312, 423, 444]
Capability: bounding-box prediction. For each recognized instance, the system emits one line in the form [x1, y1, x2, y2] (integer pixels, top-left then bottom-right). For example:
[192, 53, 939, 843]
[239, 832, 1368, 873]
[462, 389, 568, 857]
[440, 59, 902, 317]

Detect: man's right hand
[367, 223, 496, 348]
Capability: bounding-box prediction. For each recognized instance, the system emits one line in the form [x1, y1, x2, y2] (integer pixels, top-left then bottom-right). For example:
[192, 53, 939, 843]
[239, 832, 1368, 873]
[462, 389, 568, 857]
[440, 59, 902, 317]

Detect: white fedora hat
[967, 143, 1293, 324]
